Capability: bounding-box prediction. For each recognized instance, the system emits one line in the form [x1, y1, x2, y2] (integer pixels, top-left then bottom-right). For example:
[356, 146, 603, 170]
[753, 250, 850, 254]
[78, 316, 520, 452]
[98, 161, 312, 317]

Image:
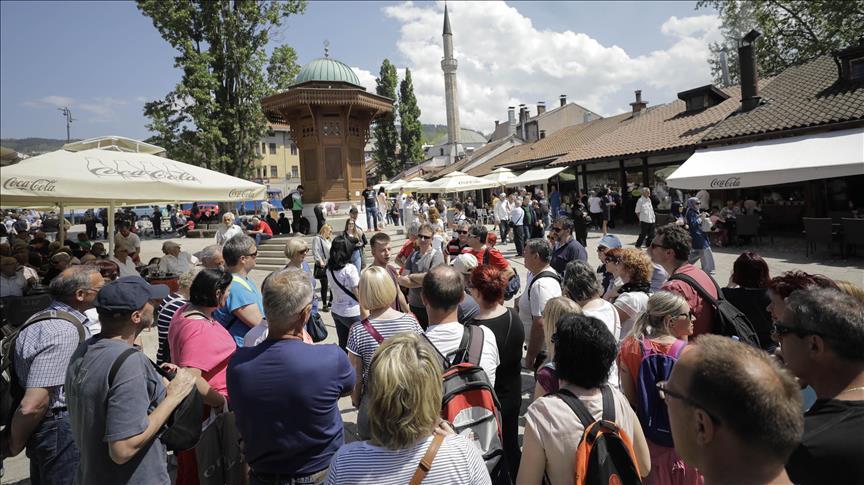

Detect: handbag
[305, 311, 328, 342]
[196, 411, 244, 485]
[108, 348, 203, 451]
[313, 238, 328, 279]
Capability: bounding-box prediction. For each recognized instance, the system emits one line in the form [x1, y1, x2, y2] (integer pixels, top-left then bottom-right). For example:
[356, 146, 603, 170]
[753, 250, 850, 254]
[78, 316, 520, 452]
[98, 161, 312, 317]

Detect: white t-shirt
[216, 224, 243, 246]
[518, 268, 562, 347]
[635, 196, 655, 223]
[114, 231, 141, 254]
[510, 206, 524, 226]
[425, 322, 500, 387]
[110, 256, 139, 278]
[328, 265, 360, 317]
[613, 291, 649, 338]
[397, 193, 406, 210]
[494, 199, 511, 221]
[588, 196, 602, 213]
[325, 434, 491, 485]
[582, 299, 621, 389]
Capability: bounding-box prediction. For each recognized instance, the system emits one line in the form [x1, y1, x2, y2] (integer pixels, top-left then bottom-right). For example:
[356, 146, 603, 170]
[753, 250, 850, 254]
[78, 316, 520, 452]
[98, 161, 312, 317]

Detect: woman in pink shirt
[168, 269, 236, 485]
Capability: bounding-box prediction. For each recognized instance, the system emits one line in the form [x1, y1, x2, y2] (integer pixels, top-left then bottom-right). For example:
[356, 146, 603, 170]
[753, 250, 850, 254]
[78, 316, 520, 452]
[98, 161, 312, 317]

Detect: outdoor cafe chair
[841, 218, 864, 258]
[735, 214, 762, 245]
[802, 217, 839, 257]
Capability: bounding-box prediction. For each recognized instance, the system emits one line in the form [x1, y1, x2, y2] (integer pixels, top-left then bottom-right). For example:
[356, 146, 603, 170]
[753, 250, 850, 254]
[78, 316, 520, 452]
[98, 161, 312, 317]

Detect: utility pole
[58, 106, 74, 142]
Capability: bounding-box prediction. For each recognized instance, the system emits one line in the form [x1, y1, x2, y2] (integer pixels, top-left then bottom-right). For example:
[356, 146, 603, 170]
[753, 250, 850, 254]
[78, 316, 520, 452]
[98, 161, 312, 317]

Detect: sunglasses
[656, 381, 721, 423]
[604, 257, 620, 264]
[772, 322, 815, 338]
[457, 230, 468, 234]
[418, 234, 432, 240]
[246, 251, 258, 258]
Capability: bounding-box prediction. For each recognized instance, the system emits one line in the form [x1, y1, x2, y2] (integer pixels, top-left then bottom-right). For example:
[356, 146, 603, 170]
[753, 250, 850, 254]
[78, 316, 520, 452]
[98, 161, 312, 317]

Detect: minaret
[441, 4, 461, 158]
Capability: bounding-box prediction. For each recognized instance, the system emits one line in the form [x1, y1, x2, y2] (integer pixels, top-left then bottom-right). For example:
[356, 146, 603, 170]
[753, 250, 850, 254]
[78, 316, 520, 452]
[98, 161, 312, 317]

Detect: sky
[0, 1, 723, 141]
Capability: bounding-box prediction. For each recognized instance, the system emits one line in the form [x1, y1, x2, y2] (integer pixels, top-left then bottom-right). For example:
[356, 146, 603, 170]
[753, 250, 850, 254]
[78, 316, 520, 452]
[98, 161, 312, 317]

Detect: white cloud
[21, 95, 128, 122]
[381, 1, 722, 133]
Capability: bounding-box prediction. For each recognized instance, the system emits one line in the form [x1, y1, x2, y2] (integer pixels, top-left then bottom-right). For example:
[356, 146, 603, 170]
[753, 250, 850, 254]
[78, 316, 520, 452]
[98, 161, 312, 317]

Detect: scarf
[618, 281, 650, 295]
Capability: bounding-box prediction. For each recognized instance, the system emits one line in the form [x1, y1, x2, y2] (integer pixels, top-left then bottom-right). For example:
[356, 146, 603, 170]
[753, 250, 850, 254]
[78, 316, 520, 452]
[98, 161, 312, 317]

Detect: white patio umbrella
[482, 167, 518, 186]
[1, 145, 266, 250]
[384, 179, 406, 192]
[424, 171, 499, 194]
[373, 179, 390, 190]
[401, 178, 434, 192]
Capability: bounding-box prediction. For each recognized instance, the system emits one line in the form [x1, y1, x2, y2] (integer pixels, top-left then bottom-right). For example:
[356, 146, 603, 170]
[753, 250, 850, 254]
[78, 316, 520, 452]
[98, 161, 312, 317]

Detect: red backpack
[425, 326, 510, 483]
[556, 386, 643, 485]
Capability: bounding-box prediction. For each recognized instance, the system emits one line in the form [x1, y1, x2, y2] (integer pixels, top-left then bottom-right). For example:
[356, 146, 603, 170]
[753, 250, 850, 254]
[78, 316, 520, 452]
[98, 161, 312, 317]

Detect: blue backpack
[636, 338, 687, 448]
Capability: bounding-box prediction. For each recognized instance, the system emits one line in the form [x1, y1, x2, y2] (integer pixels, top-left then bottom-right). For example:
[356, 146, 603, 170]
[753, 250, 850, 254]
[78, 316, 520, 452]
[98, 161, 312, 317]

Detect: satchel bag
[196, 411, 244, 485]
[305, 311, 328, 343]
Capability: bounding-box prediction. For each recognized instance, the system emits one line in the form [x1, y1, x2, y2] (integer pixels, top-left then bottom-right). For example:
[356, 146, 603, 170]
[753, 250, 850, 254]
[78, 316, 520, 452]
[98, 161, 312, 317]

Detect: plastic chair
[841, 218, 864, 258]
[802, 218, 838, 257]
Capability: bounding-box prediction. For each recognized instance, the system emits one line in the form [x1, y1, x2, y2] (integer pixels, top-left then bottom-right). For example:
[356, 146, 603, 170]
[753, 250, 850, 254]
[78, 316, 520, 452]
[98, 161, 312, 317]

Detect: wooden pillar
[580, 164, 588, 194]
[619, 159, 627, 191]
[642, 157, 650, 187]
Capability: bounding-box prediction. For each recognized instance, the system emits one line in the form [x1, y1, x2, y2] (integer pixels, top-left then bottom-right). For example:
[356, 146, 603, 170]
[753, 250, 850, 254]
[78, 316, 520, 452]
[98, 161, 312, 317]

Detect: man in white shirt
[517, 239, 562, 370]
[114, 222, 142, 263]
[403, 196, 420, 229]
[157, 241, 198, 275]
[0, 256, 32, 297]
[215, 212, 243, 246]
[634, 187, 656, 249]
[110, 246, 139, 278]
[509, 195, 525, 257]
[422, 266, 500, 386]
[493, 192, 512, 244]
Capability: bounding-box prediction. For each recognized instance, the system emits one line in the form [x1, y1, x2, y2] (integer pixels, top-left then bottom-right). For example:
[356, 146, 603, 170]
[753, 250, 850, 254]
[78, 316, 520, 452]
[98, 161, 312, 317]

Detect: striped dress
[346, 312, 422, 391]
[155, 293, 187, 366]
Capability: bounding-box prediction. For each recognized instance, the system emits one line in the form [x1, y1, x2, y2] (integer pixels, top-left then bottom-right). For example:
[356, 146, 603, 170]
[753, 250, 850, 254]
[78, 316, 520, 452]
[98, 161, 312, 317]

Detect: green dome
[294, 57, 361, 86]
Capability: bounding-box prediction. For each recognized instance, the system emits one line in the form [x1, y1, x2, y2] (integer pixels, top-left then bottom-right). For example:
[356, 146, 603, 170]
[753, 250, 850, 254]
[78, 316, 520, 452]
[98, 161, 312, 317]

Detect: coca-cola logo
[3, 177, 57, 192]
[228, 189, 258, 199]
[85, 157, 200, 183]
[710, 177, 741, 188]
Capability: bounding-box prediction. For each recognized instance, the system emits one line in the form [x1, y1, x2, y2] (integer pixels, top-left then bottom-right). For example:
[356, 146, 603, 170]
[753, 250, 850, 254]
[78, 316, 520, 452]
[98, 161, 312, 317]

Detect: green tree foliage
[373, 59, 400, 179]
[699, 0, 864, 85]
[398, 68, 424, 169]
[137, 0, 305, 177]
[267, 44, 301, 95]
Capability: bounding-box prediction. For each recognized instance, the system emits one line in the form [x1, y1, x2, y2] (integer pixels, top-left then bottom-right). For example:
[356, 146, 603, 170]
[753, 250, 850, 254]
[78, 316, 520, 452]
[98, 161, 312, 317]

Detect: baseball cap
[450, 253, 478, 275]
[598, 234, 622, 249]
[95, 276, 169, 313]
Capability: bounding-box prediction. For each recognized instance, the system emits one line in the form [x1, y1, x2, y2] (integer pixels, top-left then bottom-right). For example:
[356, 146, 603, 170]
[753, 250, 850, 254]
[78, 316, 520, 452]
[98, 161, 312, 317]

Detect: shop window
[269, 143, 277, 155]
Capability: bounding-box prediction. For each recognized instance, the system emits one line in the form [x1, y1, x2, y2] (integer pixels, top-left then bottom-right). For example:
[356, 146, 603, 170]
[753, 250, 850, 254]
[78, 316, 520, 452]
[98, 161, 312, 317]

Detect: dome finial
[324, 39, 330, 58]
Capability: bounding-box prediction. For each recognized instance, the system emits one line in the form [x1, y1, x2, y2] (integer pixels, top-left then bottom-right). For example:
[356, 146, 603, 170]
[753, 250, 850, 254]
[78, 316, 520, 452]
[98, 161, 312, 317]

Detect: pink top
[168, 304, 236, 396]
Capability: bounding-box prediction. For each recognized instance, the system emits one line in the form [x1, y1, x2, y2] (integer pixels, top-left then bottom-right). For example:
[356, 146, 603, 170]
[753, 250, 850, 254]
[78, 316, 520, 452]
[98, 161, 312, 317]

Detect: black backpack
[667, 273, 761, 348]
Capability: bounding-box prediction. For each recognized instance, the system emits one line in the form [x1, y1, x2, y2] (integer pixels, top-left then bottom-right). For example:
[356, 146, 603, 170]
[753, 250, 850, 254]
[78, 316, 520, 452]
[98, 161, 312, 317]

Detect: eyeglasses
[656, 381, 721, 423]
[604, 257, 620, 264]
[246, 251, 258, 258]
[772, 322, 814, 338]
[418, 234, 432, 240]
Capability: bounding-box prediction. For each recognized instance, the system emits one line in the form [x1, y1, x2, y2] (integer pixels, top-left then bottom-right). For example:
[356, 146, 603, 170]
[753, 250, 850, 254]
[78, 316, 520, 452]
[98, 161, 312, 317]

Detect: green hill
[0, 137, 78, 155]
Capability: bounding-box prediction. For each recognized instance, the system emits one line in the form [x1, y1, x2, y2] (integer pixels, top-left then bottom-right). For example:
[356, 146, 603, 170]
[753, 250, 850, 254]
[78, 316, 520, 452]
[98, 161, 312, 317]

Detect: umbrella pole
[58, 202, 65, 244]
[108, 200, 115, 254]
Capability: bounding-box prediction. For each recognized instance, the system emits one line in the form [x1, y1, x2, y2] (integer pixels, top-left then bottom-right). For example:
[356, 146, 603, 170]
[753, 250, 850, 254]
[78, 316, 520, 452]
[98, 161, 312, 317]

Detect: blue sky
[1, 1, 719, 141]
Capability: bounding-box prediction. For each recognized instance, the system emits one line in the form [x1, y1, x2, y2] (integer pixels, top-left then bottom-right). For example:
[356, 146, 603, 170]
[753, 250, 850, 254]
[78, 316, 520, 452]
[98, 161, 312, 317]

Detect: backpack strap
[361, 319, 385, 344]
[556, 388, 597, 430]
[482, 248, 490, 265]
[600, 385, 616, 422]
[329, 268, 358, 303]
[527, 271, 561, 302]
[669, 339, 687, 359]
[409, 433, 445, 485]
[23, 309, 86, 342]
[667, 273, 720, 306]
[108, 347, 140, 387]
[231, 275, 253, 292]
[465, 324, 484, 366]
[451, 325, 473, 365]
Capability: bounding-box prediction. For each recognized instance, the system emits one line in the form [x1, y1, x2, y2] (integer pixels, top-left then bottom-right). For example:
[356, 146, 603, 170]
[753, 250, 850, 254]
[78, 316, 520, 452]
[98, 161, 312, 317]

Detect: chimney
[518, 104, 528, 123]
[719, 48, 731, 87]
[494, 120, 500, 129]
[507, 106, 516, 136]
[559, 94, 567, 107]
[738, 29, 762, 112]
[537, 101, 546, 115]
[630, 90, 648, 115]
[540, 130, 546, 139]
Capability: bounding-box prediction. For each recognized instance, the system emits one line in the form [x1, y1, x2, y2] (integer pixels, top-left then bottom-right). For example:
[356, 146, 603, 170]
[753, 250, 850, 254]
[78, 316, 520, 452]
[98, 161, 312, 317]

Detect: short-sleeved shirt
[550, 239, 587, 274]
[519, 269, 562, 346]
[469, 247, 509, 271]
[156, 293, 187, 366]
[328, 265, 360, 317]
[227, 339, 354, 476]
[325, 434, 491, 485]
[522, 384, 640, 485]
[362, 189, 377, 208]
[786, 398, 864, 484]
[65, 339, 169, 485]
[168, 304, 235, 396]
[425, 322, 500, 387]
[406, 248, 444, 307]
[15, 300, 87, 409]
[613, 291, 649, 338]
[114, 231, 141, 254]
[256, 221, 273, 236]
[661, 264, 717, 337]
[216, 224, 243, 246]
[214, 273, 264, 346]
[1, 270, 27, 297]
[347, 313, 422, 391]
[582, 300, 621, 389]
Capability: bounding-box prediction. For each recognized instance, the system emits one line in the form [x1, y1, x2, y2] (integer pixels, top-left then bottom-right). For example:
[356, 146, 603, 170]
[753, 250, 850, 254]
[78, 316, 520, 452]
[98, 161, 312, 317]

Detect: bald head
[421, 265, 464, 312]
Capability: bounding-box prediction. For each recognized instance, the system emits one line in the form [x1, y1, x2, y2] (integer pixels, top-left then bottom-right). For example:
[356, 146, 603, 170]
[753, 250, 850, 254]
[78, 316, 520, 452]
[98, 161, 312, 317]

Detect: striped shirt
[156, 293, 187, 366]
[325, 434, 490, 485]
[346, 313, 422, 391]
[14, 300, 87, 410]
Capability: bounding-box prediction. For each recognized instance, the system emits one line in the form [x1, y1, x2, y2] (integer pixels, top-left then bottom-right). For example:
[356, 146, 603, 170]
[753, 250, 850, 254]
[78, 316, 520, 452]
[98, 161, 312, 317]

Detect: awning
[422, 171, 500, 193]
[666, 128, 864, 189]
[505, 166, 568, 187]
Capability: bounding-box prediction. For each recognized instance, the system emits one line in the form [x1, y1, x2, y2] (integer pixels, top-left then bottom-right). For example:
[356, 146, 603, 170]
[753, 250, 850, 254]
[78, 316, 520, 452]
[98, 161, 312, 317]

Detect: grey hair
[199, 244, 222, 264]
[641, 187, 651, 195]
[177, 267, 202, 290]
[562, 260, 601, 303]
[50, 266, 100, 301]
[262, 268, 313, 330]
[786, 288, 864, 362]
[525, 238, 551, 262]
[222, 235, 256, 266]
[222, 212, 235, 221]
[407, 222, 421, 237]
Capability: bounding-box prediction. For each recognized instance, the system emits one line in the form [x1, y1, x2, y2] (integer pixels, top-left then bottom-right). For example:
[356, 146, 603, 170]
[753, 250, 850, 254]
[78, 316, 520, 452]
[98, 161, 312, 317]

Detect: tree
[372, 59, 399, 179]
[398, 68, 424, 169]
[267, 44, 301, 95]
[698, 0, 864, 85]
[137, 0, 305, 177]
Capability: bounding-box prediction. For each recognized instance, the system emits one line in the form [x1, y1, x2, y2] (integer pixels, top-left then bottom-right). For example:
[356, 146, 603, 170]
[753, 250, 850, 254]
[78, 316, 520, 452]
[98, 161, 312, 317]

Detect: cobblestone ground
[3, 223, 861, 483]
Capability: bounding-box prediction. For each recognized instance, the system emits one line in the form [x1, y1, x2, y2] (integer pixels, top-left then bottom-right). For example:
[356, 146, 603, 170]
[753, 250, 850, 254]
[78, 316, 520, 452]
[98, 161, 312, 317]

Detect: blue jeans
[365, 207, 379, 231]
[351, 249, 362, 274]
[250, 467, 329, 485]
[26, 414, 79, 485]
[254, 233, 272, 246]
[688, 247, 716, 274]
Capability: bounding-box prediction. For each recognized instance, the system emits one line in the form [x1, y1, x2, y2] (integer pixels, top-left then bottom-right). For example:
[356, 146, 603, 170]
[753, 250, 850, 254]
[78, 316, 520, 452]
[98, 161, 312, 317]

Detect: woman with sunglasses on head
[616, 290, 702, 485]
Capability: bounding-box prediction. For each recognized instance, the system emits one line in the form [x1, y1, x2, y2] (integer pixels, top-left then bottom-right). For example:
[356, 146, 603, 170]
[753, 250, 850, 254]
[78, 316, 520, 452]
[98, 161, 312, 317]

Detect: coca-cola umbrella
[1, 140, 266, 249]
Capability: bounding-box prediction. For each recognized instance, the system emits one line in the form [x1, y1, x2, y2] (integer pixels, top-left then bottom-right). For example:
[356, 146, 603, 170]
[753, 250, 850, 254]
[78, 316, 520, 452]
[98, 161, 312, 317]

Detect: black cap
[95, 276, 169, 312]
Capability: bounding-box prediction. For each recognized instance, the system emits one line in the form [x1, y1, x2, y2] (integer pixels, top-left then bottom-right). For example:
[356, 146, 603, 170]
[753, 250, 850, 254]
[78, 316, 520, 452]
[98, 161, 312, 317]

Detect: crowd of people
[1, 189, 863, 485]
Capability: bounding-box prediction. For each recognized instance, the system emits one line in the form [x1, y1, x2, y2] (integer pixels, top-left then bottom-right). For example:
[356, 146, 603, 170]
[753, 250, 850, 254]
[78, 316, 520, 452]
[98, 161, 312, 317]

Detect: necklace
[838, 385, 864, 395]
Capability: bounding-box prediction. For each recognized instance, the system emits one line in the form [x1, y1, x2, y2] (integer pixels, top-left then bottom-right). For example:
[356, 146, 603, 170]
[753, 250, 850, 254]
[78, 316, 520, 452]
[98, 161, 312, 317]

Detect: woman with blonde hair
[616, 290, 701, 485]
[313, 224, 333, 310]
[347, 265, 422, 439]
[284, 238, 320, 318]
[326, 333, 490, 484]
[533, 296, 582, 398]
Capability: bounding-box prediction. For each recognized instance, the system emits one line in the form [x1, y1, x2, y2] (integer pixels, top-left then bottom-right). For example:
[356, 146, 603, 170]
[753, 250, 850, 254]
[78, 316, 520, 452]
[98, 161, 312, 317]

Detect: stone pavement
[2, 223, 861, 483]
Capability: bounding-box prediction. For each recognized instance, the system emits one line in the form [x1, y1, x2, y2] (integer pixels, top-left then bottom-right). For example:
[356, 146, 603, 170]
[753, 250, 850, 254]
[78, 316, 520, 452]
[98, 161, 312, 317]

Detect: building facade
[251, 122, 302, 196]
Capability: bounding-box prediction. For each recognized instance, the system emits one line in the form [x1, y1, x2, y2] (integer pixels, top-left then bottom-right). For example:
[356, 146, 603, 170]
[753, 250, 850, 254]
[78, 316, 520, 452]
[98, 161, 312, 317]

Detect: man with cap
[65, 276, 196, 485]
[156, 240, 198, 275]
[451, 253, 480, 323]
[595, 234, 622, 297]
[1, 266, 102, 484]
